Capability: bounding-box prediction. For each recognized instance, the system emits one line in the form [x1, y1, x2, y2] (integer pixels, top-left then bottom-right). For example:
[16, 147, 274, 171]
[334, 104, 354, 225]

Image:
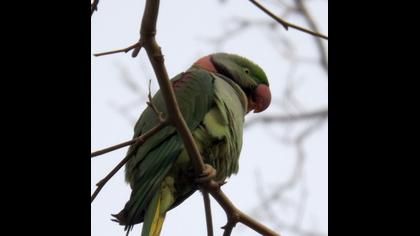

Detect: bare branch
[114, 62, 148, 96]
[294, 0, 328, 73]
[274, 221, 327, 236]
[245, 108, 328, 128]
[273, 118, 326, 201]
[93, 0, 282, 235]
[94, 41, 143, 57]
[139, 0, 207, 176]
[91, 0, 99, 17]
[91, 120, 168, 202]
[249, 0, 328, 40]
[251, 117, 327, 225]
[146, 80, 165, 123]
[108, 63, 150, 125]
[201, 19, 252, 49]
[91, 150, 132, 203]
[137, 1, 280, 234]
[202, 191, 214, 236]
[91, 120, 168, 158]
[108, 101, 138, 125]
[205, 182, 279, 236]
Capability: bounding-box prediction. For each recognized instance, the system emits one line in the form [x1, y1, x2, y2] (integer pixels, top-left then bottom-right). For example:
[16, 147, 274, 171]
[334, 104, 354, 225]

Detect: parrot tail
[141, 176, 175, 236]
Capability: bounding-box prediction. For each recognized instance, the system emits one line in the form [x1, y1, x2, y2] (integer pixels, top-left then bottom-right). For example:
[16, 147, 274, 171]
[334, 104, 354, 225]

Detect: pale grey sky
[91, 0, 328, 235]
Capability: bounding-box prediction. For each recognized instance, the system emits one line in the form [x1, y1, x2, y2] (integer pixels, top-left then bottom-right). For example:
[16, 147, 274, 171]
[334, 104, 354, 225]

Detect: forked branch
[136, 0, 279, 234]
[249, 0, 328, 40]
[91, 120, 168, 203]
[92, 0, 281, 235]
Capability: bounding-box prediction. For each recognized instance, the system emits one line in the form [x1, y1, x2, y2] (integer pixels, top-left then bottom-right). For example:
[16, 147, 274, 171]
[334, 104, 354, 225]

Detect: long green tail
[141, 177, 175, 236]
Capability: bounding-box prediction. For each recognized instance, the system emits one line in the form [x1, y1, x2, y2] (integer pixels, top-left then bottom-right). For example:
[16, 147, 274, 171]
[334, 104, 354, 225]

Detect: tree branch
[205, 182, 279, 236]
[91, 120, 168, 158]
[294, 0, 328, 73]
[91, 0, 100, 18]
[139, 0, 206, 176]
[251, 118, 327, 235]
[94, 41, 143, 57]
[245, 108, 328, 128]
[93, 0, 281, 235]
[91, 120, 168, 202]
[138, 1, 279, 235]
[91, 77, 169, 201]
[249, 0, 328, 40]
[202, 191, 214, 236]
[146, 80, 165, 123]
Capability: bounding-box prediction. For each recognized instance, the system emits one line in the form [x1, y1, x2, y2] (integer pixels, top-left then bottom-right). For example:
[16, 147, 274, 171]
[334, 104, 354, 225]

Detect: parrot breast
[193, 74, 247, 180]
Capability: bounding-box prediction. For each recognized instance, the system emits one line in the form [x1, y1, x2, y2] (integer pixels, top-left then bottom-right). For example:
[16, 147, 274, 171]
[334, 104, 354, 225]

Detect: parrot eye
[244, 68, 250, 74]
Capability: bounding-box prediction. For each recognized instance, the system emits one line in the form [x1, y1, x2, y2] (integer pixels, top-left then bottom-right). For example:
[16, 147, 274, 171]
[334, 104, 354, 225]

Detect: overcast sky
[91, 0, 328, 235]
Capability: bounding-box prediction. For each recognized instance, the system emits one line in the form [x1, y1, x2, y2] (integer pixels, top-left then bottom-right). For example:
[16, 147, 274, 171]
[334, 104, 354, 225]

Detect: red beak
[250, 84, 271, 113]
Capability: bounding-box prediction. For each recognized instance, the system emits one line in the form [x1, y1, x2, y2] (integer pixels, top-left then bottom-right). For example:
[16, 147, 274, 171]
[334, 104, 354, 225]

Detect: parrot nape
[112, 53, 271, 236]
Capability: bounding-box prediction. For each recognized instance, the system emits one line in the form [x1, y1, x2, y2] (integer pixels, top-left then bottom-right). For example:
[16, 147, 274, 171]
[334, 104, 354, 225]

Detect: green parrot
[112, 53, 271, 236]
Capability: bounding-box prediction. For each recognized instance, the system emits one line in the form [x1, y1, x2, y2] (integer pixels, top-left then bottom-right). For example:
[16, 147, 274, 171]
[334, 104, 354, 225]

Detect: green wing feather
[116, 68, 215, 229]
[114, 67, 249, 234]
[152, 72, 248, 216]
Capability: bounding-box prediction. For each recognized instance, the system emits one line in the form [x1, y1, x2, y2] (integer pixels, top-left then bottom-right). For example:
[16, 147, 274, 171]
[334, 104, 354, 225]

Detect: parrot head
[194, 53, 271, 113]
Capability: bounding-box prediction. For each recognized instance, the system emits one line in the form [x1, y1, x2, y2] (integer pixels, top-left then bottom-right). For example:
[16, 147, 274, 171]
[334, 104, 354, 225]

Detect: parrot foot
[194, 164, 217, 184]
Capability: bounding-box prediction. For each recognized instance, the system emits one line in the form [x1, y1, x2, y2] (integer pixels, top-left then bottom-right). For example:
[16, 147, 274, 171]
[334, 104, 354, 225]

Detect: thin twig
[146, 80, 165, 122]
[91, 0, 99, 17]
[245, 108, 328, 128]
[91, 149, 133, 203]
[91, 121, 168, 202]
[273, 219, 327, 236]
[249, 0, 328, 40]
[91, 120, 168, 158]
[91, 138, 138, 158]
[251, 117, 327, 217]
[114, 62, 148, 96]
[206, 182, 279, 236]
[202, 191, 214, 236]
[294, 0, 328, 73]
[94, 41, 143, 57]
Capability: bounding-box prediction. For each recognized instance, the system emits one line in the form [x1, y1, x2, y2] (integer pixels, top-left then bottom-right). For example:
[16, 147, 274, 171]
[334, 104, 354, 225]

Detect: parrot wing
[117, 68, 215, 228]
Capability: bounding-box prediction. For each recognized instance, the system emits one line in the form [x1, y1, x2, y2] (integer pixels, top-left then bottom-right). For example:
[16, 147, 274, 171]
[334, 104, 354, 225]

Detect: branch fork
[92, 0, 282, 235]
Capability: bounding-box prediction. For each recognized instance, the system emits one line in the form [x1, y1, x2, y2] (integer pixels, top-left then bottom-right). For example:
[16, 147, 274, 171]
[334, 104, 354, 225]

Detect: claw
[195, 164, 217, 184]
